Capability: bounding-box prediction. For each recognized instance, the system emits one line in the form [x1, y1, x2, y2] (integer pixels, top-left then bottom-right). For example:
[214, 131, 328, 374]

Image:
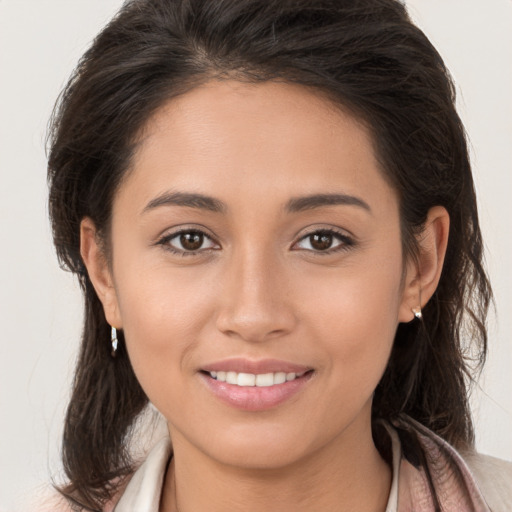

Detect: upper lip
[201, 358, 312, 375]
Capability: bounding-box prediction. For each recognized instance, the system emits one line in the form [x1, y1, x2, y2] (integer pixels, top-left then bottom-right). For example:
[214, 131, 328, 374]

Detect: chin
[186, 418, 333, 471]
[209, 438, 309, 470]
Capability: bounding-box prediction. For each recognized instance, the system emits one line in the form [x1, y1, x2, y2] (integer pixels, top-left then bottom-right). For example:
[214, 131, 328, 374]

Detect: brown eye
[160, 229, 217, 254]
[294, 229, 353, 254]
[310, 232, 334, 250]
[180, 232, 204, 251]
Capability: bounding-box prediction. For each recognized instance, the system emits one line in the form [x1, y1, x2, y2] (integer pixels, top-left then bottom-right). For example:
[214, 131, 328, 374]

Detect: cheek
[112, 261, 219, 405]
[301, 248, 403, 330]
[300, 253, 403, 391]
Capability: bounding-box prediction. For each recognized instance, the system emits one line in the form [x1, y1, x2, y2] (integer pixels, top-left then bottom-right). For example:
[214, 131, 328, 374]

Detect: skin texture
[81, 80, 449, 512]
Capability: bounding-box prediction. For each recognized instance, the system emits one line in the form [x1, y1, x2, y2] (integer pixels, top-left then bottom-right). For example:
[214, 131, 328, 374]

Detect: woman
[44, 0, 511, 510]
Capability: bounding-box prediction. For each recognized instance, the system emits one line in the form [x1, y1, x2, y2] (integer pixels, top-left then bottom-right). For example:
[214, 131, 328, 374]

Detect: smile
[208, 370, 307, 387]
[200, 361, 314, 411]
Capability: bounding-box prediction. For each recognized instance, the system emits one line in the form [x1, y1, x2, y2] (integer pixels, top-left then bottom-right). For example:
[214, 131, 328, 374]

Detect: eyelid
[155, 224, 356, 257]
[291, 226, 355, 254]
[296, 225, 354, 239]
[156, 226, 221, 256]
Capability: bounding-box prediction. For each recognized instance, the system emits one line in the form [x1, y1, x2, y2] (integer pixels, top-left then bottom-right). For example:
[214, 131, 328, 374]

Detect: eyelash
[156, 228, 355, 257]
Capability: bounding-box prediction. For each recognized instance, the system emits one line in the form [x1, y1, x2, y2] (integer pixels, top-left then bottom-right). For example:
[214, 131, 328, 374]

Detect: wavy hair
[47, 0, 492, 509]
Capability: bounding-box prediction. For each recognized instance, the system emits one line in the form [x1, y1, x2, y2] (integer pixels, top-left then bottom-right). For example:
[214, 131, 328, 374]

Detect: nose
[215, 248, 297, 343]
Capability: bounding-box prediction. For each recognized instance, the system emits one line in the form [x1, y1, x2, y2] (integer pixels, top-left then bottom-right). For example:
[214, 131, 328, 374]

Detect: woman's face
[90, 80, 419, 468]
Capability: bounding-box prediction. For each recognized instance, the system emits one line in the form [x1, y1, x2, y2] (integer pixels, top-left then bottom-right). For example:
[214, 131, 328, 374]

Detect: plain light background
[0, 1, 511, 509]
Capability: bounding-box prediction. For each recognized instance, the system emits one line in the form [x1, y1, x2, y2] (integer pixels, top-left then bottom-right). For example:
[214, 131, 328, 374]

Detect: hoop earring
[111, 326, 119, 357]
[412, 307, 422, 320]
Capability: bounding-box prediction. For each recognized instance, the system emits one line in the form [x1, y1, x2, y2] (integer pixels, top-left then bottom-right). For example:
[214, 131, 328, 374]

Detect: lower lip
[200, 372, 313, 411]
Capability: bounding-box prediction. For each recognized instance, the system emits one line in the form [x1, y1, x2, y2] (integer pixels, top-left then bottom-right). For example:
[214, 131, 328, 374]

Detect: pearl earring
[412, 307, 422, 320]
[111, 326, 119, 357]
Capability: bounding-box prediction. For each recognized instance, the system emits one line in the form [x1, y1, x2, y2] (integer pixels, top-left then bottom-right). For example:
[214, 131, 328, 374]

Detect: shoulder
[386, 415, 512, 511]
[11, 487, 74, 512]
[15, 484, 120, 512]
[461, 450, 512, 511]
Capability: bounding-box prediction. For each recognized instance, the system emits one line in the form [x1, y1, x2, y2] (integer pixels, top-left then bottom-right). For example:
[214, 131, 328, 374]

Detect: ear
[398, 206, 450, 323]
[80, 217, 122, 329]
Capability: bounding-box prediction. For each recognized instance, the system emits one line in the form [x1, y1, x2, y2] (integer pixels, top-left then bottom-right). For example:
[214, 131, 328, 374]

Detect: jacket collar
[113, 418, 489, 511]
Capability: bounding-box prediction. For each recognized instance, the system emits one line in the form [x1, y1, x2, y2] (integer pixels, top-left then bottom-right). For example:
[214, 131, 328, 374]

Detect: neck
[161, 412, 391, 512]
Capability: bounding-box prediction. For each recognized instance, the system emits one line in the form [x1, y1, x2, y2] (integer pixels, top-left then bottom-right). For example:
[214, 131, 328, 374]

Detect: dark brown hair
[47, 0, 491, 509]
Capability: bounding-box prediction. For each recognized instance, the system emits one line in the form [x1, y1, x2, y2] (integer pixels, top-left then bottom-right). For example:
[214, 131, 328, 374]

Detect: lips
[208, 370, 307, 387]
[201, 358, 311, 375]
[199, 358, 314, 411]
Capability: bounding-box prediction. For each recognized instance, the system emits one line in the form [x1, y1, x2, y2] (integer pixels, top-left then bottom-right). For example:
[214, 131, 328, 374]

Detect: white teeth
[208, 370, 306, 386]
[255, 373, 274, 387]
[237, 372, 256, 386]
[226, 371, 238, 385]
[274, 372, 287, 384]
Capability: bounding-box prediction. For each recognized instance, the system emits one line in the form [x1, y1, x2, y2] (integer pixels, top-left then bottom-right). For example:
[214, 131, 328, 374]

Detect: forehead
[121, 79, 396, 214]
[138, 79, 369, 159]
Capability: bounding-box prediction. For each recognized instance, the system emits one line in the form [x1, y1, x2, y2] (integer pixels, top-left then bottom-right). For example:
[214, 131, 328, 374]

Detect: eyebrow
[142, 191, 226, 214]
[142, 191, 371, 215]
[285, 193, 371, 214]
